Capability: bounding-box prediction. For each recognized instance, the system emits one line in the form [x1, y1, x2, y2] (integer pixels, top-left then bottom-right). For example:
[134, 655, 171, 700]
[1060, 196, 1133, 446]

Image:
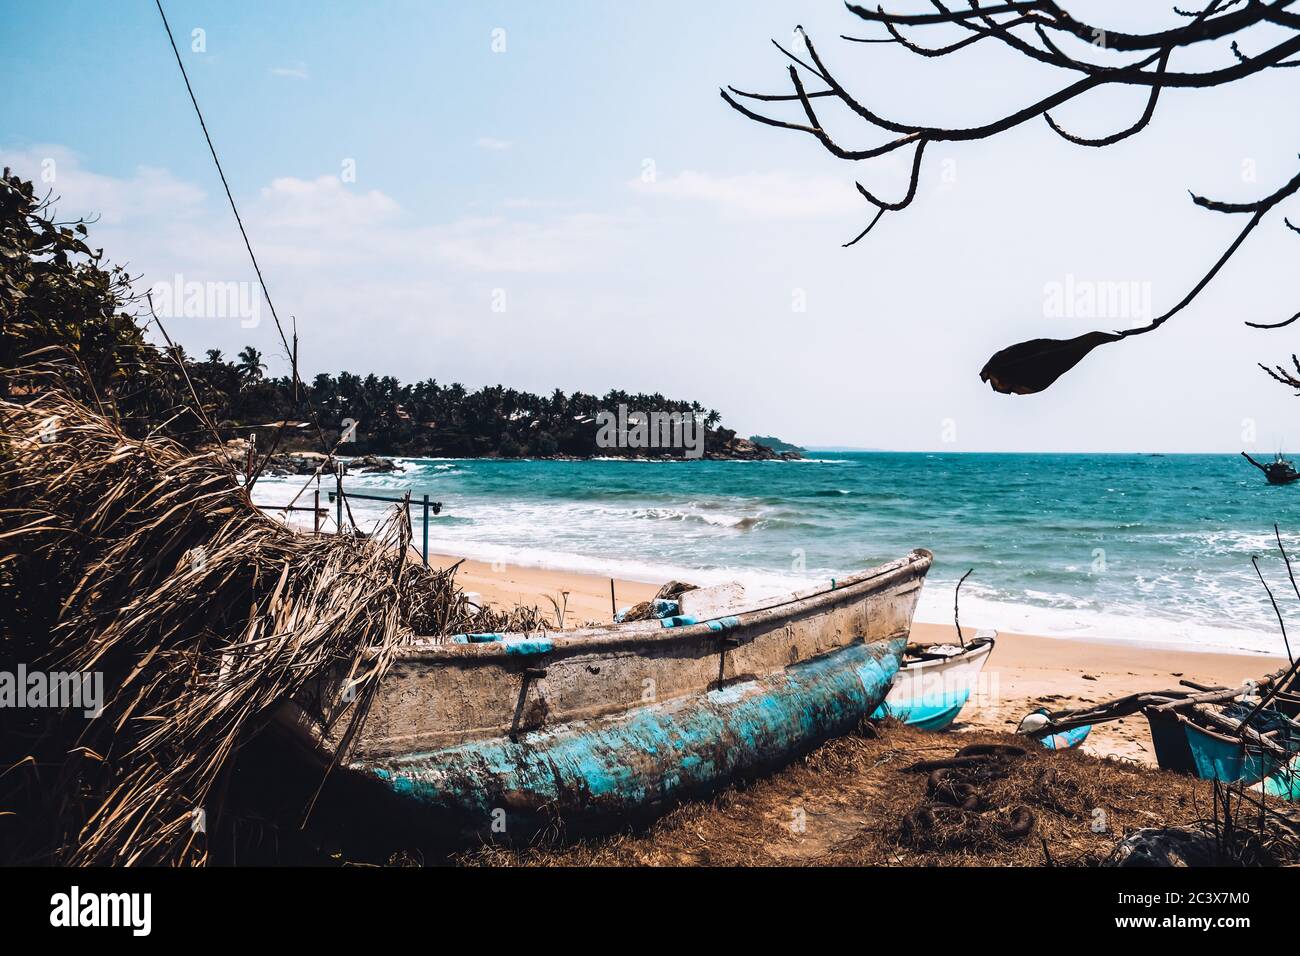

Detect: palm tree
[204, 348, 224, 365]
[236, 346, 265, 385]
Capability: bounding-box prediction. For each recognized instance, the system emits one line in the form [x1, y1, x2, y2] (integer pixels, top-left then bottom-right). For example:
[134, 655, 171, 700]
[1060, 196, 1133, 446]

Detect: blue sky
[4, 1, 1300, 451]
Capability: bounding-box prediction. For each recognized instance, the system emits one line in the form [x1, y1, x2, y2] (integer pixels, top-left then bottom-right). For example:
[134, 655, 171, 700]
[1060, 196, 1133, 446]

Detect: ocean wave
[420, 538, 819, 597]
[252, 453, 1300, 655]
[918, 581, 1284, 656]
[633, 507, 763, 530]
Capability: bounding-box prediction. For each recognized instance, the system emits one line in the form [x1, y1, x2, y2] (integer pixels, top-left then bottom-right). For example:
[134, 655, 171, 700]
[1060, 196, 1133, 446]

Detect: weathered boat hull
[1182, 719, 1278, 784]
[871, 637, 994, 732]
[1147, 706, 1297, 783]
[279, 549, 933, 844]
[366, 637, 903, 835]
[1258, 757, 1300, 799]
[1144, 709, 1197, 774]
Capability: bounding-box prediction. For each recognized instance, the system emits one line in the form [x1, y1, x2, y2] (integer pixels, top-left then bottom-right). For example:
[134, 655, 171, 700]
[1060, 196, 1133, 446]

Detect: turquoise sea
[254, 452, 1300, 655]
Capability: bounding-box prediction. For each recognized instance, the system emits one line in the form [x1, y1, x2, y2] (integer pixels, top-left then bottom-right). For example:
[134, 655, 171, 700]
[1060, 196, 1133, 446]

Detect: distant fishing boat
[276, 549, 934, 845]
[872, 631, 995, 731]
[1242, 451, 1300, 485]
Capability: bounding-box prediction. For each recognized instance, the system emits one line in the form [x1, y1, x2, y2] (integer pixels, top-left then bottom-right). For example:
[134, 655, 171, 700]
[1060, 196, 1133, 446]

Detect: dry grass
[0, 388, 508, 865]
[456, 723, 1300, 867]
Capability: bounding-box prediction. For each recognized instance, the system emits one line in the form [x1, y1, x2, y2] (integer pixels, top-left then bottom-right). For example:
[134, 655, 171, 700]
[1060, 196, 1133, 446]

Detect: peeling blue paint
[450, 633, 505, 644]
[502, 638, 554, 656]
[359, 637, 905, 833]
[706, 616, 741, 632]
[659, 615, 699, 628]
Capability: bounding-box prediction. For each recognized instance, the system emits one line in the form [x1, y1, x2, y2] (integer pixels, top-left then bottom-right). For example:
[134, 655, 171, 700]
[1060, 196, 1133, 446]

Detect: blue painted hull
[360, 637, 904, 840]
[871, 638, 993, 731]
[1184, 721, 1281, 785]
[1261, 757, 1300, 799]
[874, 694, 968, 732]
[1040, 725, 1091, 750]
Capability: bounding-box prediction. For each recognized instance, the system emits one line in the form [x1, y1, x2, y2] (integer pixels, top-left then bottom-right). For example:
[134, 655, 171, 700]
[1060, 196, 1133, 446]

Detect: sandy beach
[429, 551, 1286, 766]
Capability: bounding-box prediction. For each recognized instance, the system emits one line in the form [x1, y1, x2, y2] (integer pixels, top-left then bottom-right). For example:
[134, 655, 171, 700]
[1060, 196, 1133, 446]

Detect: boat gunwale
[382, 547, 933, 663]
[900, 634, 995, 668]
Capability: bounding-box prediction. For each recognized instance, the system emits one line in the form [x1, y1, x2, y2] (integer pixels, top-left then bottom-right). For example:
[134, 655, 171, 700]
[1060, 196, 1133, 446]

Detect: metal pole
[422, 494, 430, 567]
[335, 465, 343, 533]
[313, 488, 320, 535]
[610, 578, 617, 619]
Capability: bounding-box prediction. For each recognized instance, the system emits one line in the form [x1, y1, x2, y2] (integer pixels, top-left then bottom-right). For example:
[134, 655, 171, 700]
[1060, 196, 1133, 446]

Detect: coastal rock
[678, 581, 747, 620]
[351, 454, 402, 474]
[704, 429, 799, 461]
[264, 451, 333, 477]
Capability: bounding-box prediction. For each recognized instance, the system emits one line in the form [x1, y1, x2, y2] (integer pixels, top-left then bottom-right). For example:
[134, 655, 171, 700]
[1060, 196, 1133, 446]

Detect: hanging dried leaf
[979, 331, 1122, 395]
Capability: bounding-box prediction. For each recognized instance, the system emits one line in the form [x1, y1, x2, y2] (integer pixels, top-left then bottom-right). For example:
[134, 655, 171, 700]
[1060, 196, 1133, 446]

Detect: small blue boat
[1040, 723, 1092, 750]
[1177, 704, 1295, 785]
[1017, 707, 1092, 750]
[1257, 756, 1300, 799]
[872, 632, 995, 731]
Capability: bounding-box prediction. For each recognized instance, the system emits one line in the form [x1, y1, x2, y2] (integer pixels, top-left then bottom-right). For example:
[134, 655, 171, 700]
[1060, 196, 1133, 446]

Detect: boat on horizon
[1241, 451, 1300, 485]
[274, 549, 934, 848]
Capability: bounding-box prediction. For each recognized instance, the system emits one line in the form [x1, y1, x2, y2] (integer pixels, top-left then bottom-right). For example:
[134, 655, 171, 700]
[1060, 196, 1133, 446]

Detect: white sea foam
[250, 455, 1292, 657]
[914, 587, 1282, 657]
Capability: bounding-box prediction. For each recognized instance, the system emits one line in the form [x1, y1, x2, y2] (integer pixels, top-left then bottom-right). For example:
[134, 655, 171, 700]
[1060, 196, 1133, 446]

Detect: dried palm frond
[0, 387, 496, 865]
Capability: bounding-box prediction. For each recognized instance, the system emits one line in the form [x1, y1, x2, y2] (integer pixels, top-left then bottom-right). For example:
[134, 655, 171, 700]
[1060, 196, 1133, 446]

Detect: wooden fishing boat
[1256, 756, 1300, 799]
[1180, 716, 1281, 784]
[1242, 451, 1300, 485]
[1148, 702, 1299, 785]
[1143, 707, 1197, 774]
[276, 549, 934, 845]
[872, 631, 995, 731]
[1018, 671, 1298, 765]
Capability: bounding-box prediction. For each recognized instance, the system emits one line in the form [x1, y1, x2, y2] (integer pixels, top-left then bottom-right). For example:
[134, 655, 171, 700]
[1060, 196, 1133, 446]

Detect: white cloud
[1, 148, 626, 307]
[418, 213, 622, 273]
[255, 175, 401, 234]
[630, 170, 855, 219]
[0, 145, 206, 226]
[241, 176, 618, 273]
[270, 63, 309, 80]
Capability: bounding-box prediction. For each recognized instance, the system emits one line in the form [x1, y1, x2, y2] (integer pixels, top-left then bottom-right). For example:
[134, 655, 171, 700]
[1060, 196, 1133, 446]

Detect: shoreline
[411, 539, 1284, 658]
[426, 550, 1286, 766]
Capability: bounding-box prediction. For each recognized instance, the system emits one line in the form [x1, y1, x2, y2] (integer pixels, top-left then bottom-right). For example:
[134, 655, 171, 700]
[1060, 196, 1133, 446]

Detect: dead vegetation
[457, 723, 1300, 867]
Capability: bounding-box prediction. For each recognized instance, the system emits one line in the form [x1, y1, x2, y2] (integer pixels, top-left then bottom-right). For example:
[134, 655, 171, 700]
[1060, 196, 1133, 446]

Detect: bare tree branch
[724, 0, 1300, 394]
